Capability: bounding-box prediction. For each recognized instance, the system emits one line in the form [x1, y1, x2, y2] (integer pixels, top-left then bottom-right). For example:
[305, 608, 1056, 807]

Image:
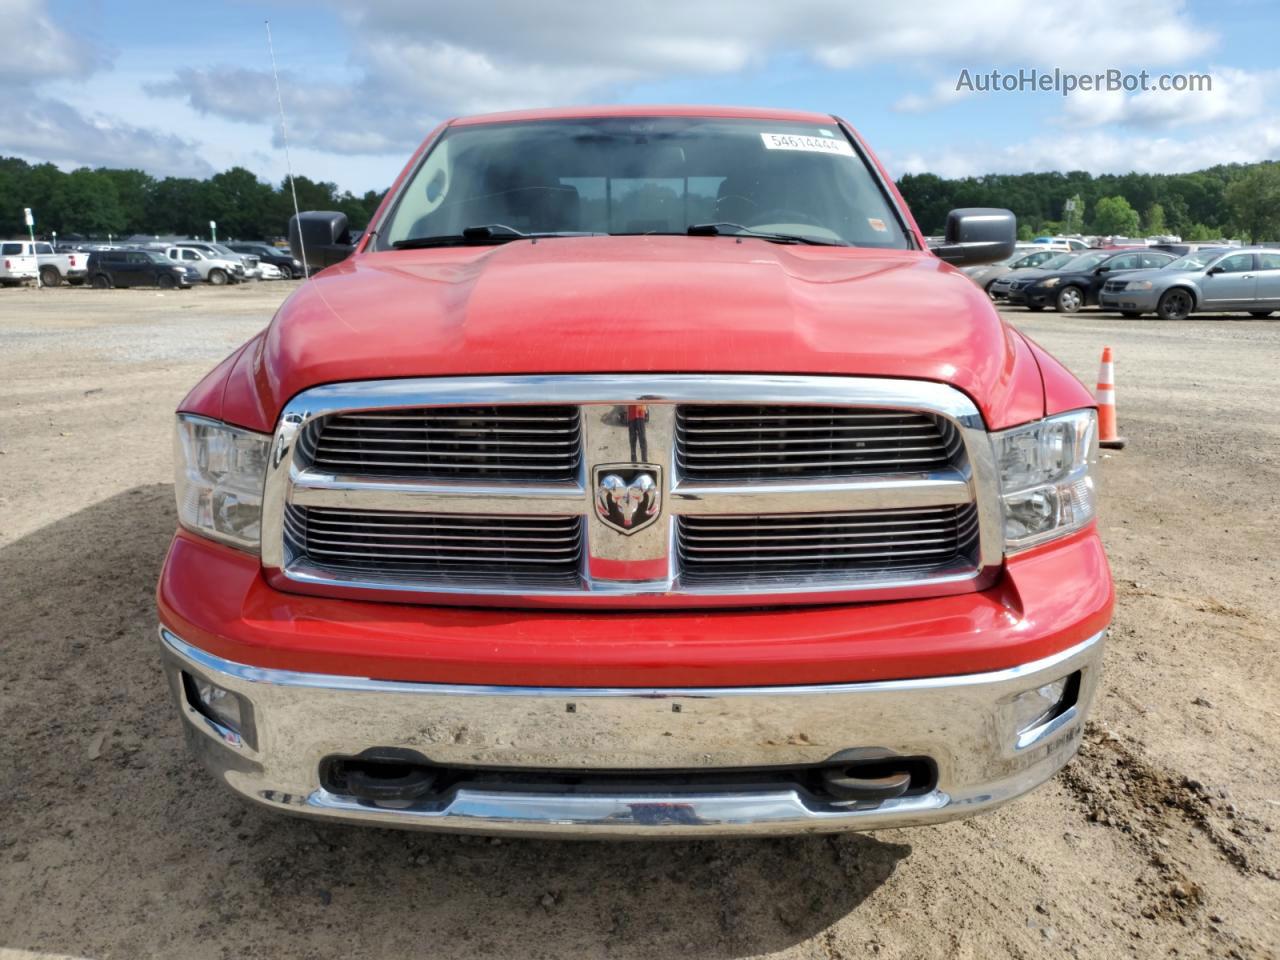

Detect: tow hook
[344, 763, 438, 808]
[819, 766, 913, 804]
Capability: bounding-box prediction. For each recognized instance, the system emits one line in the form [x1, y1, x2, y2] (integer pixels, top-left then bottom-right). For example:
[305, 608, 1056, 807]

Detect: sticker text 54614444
[760, 132, 855, 157]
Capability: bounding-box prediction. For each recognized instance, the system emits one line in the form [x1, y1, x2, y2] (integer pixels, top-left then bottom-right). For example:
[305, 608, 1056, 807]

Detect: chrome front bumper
[160, 628, 1104, 837]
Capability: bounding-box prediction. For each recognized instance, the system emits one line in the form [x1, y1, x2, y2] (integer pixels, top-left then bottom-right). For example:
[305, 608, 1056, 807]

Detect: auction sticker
[760, 132, 854, 157]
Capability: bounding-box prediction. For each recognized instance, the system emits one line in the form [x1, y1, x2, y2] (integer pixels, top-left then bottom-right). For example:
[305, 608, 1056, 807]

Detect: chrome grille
[264, 375, 1001, 607]
[675, 405, 961, 480]
[678, 505, 980, 583]
[307, 405, 582, 482]
[284, 505, 583, 585]
[1102, 280, 1126, 293]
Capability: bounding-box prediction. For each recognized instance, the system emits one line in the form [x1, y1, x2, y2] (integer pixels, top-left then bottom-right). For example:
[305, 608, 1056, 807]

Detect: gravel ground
[1, 283, 1277, 960]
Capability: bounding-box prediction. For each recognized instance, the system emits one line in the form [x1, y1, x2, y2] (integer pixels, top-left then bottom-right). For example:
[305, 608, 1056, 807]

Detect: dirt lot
[1, 283, 1277, 960]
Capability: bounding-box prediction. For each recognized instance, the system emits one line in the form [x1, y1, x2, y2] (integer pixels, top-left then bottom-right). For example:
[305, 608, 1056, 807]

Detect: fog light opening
[1012, 670, 1081, 738]
[181, 671, 244, 743]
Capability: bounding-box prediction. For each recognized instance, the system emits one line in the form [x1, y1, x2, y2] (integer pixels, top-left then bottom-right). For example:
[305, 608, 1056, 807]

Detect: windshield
[1166, 251, 1223, 270]
[1056, 251, 1111, 272]
[1032, 252, 1075, 270]
[379, 116, 910, 249]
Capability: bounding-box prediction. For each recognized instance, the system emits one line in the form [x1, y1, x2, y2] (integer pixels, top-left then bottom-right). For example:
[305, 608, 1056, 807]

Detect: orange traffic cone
[1096, 346, 1126, 449]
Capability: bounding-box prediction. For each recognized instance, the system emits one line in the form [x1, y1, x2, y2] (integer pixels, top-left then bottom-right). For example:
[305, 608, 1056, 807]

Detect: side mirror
[1206, 265, 1224, 275]
[1096, 265, 1110, 273]
[933, 208, 1017, 266]
[289, 211, 356, 272]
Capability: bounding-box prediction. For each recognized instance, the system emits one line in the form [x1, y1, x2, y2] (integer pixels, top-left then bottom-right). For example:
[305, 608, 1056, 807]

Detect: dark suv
[87, 249, 198, 289]
[227, 242, 303, 279]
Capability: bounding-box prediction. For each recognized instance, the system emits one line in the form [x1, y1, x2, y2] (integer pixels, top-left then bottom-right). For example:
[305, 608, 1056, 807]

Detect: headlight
[1126, 280, 1154, 290]
[174, 414, 270, 551]
[292, 258, 302, 268]
[991, 409, 1097, 550]
[1040, 277, 1062, 288]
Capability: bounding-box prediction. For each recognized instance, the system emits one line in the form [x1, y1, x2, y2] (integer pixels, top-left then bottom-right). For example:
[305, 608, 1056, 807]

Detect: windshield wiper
[686, 222, 847, 247]
[392, 224, 602, 249]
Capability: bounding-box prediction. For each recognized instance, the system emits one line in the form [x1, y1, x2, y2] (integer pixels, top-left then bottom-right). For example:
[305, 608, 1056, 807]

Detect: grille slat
[285, 506, 584, 585]
[307, 458, 577, 471]
[317, 434, 579, 445]
[683, 546, 963, 561]
[680, 456, 948, 471]
[307, 545, 581, 560]
[679, 413, 927, 422]
[678, 504, 979, 583]
[305, 531, 580, 546]
[683, 444, 948, 459]
[309, 406, 582, 482]
[682, 532, 963, 545]
[679, 428, 941, 442]
[676, 405, 959, 480]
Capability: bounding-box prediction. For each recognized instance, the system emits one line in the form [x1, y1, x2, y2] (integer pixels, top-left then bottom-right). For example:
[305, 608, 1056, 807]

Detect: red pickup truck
[158, 106, 1111, 837]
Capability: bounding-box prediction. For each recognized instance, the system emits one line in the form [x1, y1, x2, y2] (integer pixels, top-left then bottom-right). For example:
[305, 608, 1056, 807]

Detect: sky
[3, 0, 1280, 193]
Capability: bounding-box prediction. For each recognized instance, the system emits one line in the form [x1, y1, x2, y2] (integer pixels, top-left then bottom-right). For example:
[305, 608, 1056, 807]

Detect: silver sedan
[961, 248, 1067, 296]
[1098, 247, 1280, 320]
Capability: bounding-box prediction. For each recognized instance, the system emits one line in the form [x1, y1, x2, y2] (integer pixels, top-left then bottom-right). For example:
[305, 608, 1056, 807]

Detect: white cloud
[345, 0, 1210, 83]
[885, 125, 1280, 179]
[1059, 66, 1280, 129]
[893, 80, 974, 114]
[147, 0, 1219, 153]
[0, 93, 212, 176]
[0, 0, 101, 82]
[816, 0, 1211, 73]
[143, 67, 404, 155]
[0, 0, 210, 175]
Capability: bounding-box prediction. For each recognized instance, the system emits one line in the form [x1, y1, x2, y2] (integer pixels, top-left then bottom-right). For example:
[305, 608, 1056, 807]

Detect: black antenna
[265, 20, 308, 279]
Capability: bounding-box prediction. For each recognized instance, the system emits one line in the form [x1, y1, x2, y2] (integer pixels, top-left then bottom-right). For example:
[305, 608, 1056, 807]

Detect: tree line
[4, 153, 1280, 244]
[897, 161, 1280, 242]
[0, 157, 385, 241]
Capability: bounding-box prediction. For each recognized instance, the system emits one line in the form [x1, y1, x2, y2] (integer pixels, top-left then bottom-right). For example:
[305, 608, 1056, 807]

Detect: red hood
[209, 236, 1048, 432]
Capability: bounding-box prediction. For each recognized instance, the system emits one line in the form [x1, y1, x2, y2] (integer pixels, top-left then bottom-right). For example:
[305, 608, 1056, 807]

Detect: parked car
[1098, 247, 1280, 320]
[962, 247, 1070, 296]
[158, 105, 1110, 838]
[208, 243, 262, 279]
[0, 240, 38, 285]
[258, 262, 284, 280]
[86, 249, 198, 288]
[174, 242, 256, 280]
[164, 246, 244, 284]
[1007, 249, 1176, 312]
[987, 252, 1077, 300]
[227, 242, 303, 279]
[1032, 236, 1090, 251]
[1147, 242, 1231, 257]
